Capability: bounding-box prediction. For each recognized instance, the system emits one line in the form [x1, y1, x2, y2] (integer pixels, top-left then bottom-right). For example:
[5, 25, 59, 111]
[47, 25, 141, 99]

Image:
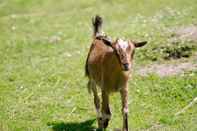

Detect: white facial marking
[118, 39, 128, 51]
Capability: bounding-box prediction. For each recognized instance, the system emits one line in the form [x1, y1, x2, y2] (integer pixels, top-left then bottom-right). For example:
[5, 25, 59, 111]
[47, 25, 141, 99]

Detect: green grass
[0, 0, 197, 131]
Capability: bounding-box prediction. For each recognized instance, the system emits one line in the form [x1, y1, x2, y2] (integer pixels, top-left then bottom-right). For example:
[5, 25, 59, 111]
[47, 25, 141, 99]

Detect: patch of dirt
[171, 25, 197, 42]
[137, 62, 197, 77]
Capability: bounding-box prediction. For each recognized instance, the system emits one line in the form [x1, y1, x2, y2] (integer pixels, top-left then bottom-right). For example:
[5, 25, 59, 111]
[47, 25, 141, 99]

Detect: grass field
[0, 0, 197, 131]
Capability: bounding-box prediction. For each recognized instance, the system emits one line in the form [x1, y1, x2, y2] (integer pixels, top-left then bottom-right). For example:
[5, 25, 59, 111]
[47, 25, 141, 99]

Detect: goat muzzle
[123, 63, 130, 71]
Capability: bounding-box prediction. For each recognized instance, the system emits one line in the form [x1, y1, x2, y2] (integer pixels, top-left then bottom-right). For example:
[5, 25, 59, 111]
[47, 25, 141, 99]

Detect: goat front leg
[120, 83, 129, 131]
[101, 90, 111, 129]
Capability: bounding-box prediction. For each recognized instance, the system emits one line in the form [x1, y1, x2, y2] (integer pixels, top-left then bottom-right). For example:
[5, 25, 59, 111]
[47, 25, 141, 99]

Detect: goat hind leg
[101, 91, 111, 129]
[89, 80, 102, 128]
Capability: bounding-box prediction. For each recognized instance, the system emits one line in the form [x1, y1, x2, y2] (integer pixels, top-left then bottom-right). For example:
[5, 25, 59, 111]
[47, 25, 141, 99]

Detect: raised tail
[85, 15, 103, 77]
[92, 15, 103, 38]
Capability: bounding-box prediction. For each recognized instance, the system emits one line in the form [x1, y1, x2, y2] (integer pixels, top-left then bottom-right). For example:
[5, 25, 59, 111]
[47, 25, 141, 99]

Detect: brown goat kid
[85, 16, 147, 131]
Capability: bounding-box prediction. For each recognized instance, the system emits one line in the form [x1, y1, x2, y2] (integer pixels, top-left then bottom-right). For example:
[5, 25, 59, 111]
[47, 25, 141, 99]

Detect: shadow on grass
[47, 119, 102, 131]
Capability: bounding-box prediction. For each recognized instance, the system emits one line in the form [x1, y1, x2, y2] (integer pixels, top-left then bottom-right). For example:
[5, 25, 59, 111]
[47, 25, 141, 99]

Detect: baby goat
[85, 15, 147, 131]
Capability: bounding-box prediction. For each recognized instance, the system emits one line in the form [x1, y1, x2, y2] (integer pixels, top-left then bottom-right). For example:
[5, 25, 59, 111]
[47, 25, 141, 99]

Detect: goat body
[87, 38, 130, 92]
[85, 15, 147, 131]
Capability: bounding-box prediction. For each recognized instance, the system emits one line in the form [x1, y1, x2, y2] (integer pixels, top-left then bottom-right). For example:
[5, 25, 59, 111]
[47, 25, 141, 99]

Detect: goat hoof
[97, 117, 109, 129]
[97, 117, 103, 128]
[103, 119, 109, 128]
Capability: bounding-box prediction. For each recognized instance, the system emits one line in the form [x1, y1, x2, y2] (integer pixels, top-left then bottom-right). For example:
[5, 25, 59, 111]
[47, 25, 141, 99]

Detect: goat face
[112, 39, 147, 71]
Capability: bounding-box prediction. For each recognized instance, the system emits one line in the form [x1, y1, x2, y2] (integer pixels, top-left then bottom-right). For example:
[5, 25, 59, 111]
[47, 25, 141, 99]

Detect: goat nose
[123, 63, 129, 71]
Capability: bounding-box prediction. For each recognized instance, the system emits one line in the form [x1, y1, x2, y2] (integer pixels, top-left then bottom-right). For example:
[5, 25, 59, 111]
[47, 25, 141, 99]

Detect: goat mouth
[123, 68, 130, 71]
[122, 63, 130, 71]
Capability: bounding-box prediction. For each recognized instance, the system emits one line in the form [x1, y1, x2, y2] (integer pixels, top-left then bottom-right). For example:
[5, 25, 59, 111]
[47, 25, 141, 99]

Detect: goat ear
[134, 41, 147, 48]
[111, 42, 117, 50]
[111, 39, 119, 50]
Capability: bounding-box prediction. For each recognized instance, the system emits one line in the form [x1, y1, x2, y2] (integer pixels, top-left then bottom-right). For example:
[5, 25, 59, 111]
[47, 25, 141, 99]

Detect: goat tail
[92, 15, 103, 37]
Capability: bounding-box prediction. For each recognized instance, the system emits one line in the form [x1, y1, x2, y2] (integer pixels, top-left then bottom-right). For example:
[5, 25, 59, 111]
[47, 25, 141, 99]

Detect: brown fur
[85, 15, 147, 131]
[87, 39, 133, 92]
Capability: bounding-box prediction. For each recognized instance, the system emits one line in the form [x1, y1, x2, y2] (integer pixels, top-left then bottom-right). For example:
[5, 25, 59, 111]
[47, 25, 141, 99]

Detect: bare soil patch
[137, 62, 197, 77]
[171, 25, 197, 42]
